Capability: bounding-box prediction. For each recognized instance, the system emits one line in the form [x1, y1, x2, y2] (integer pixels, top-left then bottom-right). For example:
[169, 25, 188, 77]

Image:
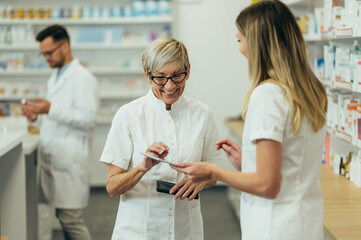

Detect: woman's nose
[164, 79, 177, 89]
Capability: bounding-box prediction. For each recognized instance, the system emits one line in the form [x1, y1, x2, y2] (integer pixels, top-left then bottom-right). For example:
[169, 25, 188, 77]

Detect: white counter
[0, 130, 26, 157]
[23, 134, 40, 155]
[0, 130, 27, 240]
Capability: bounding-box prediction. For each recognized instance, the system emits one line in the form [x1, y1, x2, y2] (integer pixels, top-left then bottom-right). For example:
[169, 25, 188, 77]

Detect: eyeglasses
[39, 41, 64, 58]
[148, 69, 188, 86]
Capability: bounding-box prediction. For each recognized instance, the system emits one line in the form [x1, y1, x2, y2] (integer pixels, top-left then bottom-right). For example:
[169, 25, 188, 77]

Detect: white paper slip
[140, 152, 178, 166]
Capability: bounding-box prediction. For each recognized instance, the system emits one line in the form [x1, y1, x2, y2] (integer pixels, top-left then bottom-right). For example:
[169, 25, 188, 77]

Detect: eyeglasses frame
[39, 41, 65, 58]
[148, 67, 188, 86]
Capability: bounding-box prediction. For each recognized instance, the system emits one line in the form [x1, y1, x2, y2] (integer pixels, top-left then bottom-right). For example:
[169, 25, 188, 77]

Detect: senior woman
[99, 37, 223, 240]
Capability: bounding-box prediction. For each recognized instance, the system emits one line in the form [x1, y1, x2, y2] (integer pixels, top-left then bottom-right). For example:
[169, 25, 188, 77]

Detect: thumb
[35, 97, 44, 102]
[221, 144, 235, 155]
[174, 162, 192, 168]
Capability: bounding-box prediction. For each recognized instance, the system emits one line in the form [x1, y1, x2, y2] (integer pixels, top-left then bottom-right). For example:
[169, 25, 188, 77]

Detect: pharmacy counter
[225, 119, 361, 240]
[321, 165, 361, 240]
[0, 130, 27, 240]
[23, 134, 40, 240]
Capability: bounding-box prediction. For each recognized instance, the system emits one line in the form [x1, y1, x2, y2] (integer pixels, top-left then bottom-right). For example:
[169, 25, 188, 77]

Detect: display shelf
[0, 70, 51, 76]
[0, 0, 176, 188]
[0, 68, 143, 76]
[0, 16, 174, 26]
[282, 0, 323, 7]
[100, 90, 147, 100]
[0, 96, 40, 101]
[282, 0, 304, 6]
[0, 43, 149, 50]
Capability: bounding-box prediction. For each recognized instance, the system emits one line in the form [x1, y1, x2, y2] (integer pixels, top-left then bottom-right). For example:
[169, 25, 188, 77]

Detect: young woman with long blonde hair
[171, 1, 327, 239]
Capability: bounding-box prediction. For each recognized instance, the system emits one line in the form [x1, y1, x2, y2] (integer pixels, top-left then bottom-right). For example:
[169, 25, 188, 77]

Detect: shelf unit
[0, 43, 150, 51]
[0, 16, 173, 25]
[285, 1, 361, 239]
[0, 0, 176, 187]
[0, 68, 143, 76]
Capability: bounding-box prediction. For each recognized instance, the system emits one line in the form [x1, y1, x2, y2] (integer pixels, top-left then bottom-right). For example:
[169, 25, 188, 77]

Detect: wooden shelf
[321, 165, 361, 240]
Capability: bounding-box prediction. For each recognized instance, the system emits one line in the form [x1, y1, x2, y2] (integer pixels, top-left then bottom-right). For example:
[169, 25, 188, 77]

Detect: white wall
[175, 0, 250, 169]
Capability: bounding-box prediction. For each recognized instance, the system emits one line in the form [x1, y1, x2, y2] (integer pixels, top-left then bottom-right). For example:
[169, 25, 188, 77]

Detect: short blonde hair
[142, 37, 190, 73]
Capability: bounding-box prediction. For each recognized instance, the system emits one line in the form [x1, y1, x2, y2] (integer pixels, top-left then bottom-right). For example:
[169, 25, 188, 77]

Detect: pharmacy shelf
[0, 16, 173, 25]
[0, 43, 149, 51]
[326, 126, 360, 150]
[282, 0, 303, 5]
[0, 91, 146, 101]
[282, 0, 323, 7]
[100, 90, 147, 100]
[322, 79, 361, 94]
[0, 68, 143, 76]
[0, 96, 39, 101]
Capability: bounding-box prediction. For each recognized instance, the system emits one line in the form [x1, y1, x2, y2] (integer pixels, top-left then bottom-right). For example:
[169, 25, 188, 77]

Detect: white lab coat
[37, 58, 99, 209]
[100, 90, 223, 240]
[241, 83, 325, 240]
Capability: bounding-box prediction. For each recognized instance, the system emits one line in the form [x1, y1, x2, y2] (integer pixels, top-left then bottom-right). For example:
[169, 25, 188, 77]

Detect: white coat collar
[47, 58, 79, 97]
[147, 88, 185, 112]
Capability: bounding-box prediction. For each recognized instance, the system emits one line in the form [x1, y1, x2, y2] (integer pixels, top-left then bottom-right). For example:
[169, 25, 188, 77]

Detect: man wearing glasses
[22, 24, 98, 240]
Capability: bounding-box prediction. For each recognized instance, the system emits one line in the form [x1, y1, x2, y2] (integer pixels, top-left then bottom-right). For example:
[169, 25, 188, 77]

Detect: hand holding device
[156, 180, 199, 199]
[140, 152, 177, 166]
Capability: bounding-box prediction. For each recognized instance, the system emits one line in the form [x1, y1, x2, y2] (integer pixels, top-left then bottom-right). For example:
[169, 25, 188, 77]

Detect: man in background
[22, 24, 98, 240]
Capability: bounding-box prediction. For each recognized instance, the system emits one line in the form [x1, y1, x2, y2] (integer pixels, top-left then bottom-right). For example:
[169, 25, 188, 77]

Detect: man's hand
[25, 97, 51, 114]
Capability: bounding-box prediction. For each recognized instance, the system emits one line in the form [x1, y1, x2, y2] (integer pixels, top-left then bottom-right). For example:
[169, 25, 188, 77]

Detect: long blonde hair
[238, 0, 327, 135]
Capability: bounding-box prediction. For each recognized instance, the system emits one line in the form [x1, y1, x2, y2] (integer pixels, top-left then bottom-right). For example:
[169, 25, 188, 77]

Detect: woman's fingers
[170, 178, 186, 194]
[173, 180, 190, 199]
[216, 138, 235, 150]
[146, 142, 169, 156]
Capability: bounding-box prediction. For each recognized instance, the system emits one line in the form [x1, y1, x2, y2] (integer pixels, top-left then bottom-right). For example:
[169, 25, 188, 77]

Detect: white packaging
[335, 47, 351, 89]
[314, 7, 323, 38]
[355, 55, 361, 92]
[337, 93, 352, 131]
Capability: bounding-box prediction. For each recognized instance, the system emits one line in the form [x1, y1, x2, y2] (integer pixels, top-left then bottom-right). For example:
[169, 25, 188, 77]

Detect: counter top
[23, 134, 40, 155]
[321, 165, 361, 240]
[226, 119, 244, 139]
[0, 130, 26, 158]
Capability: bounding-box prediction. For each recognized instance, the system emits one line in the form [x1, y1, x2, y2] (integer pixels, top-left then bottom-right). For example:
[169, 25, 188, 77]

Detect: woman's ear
[186, 64, 191, 80]
[144, 70, 152, 84]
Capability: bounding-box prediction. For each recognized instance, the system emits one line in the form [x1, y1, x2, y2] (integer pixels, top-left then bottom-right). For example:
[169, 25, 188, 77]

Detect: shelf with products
[0, 16, 173, 26]
[0, 43, 150, 51]
[0, 0, 175, 188]
[287, 0, 361, 239]
[0, 68, 144, 76]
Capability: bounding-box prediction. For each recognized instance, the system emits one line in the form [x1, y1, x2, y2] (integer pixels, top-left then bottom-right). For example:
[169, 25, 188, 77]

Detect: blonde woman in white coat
[100, 37, 223, 240]
[22, 25, 98, 240]
[171, 1, 328, 239]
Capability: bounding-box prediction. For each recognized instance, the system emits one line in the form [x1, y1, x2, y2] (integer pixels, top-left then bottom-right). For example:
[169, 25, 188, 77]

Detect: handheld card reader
[140, 152, 178, 166]
[156, 180, 199, 199]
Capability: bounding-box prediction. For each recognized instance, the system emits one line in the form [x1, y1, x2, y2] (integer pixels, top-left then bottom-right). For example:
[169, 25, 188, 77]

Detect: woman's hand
[171, 162, 215, 182]
[139, 142, 169, 172]
[169, 177, 207, 201]
[216, 138, 242, 171]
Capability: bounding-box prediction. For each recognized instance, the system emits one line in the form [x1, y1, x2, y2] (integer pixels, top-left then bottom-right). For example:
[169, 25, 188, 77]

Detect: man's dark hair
[36, 24, 70, 43]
